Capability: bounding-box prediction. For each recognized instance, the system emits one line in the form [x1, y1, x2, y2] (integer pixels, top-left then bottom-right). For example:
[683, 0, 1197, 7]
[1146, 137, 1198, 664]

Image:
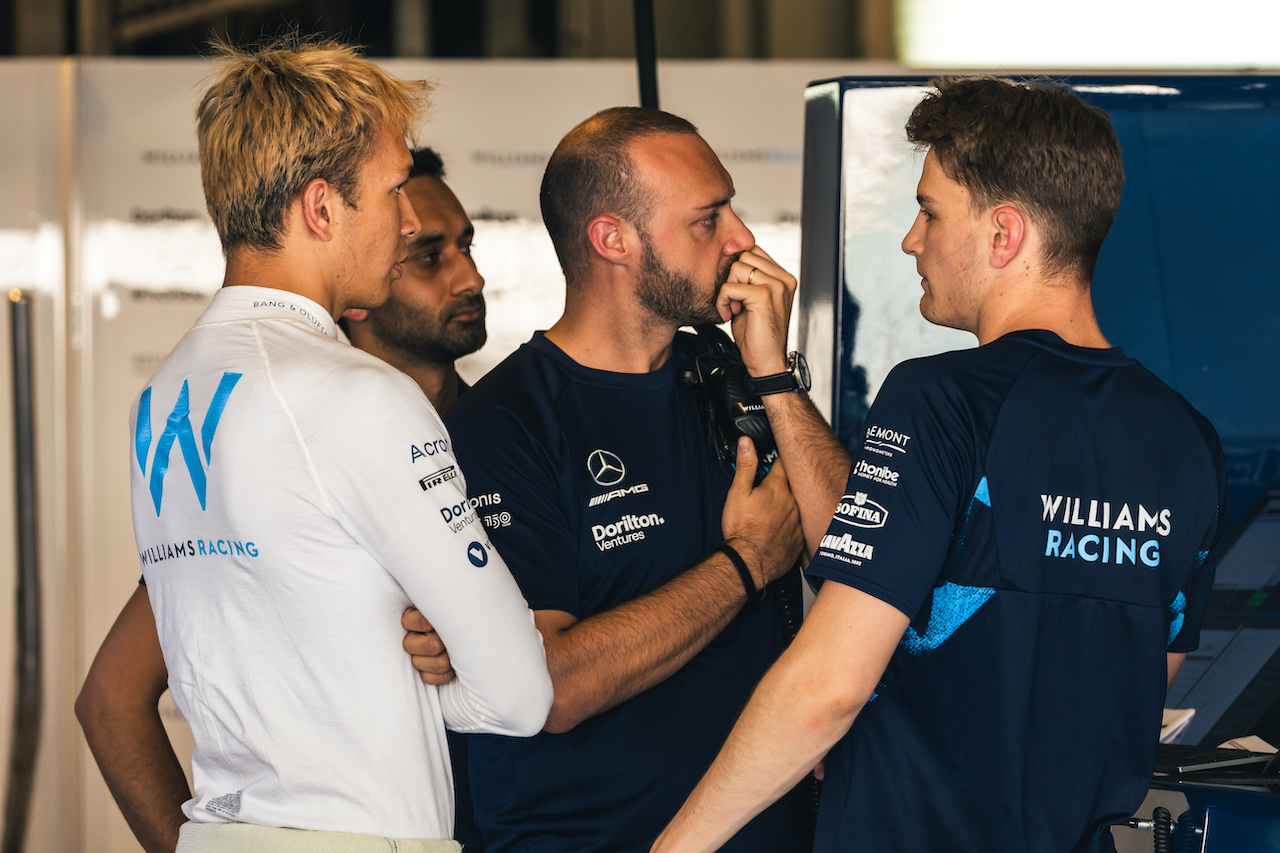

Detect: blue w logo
[135, 372, 242, 515]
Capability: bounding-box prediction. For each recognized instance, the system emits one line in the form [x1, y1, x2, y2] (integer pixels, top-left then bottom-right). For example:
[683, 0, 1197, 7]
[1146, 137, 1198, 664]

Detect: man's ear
[586, 214, 634, 267]
[299, 177, 338, 242]
[990, 206, 1025, 269]
[341, 307, 369, 323]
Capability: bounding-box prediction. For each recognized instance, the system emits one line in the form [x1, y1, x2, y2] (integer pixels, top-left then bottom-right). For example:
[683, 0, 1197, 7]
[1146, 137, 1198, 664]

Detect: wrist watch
[748, 351, 811, 396]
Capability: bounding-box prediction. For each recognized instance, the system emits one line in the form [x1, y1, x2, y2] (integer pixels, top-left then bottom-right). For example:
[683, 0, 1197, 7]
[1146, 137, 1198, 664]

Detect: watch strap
[748, 354, 801, 396]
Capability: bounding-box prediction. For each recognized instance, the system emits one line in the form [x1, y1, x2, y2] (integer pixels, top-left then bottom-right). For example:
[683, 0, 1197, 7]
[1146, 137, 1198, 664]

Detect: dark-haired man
[411, 107, 848, 851]
[653, 77, 1229, 853]
[342, 147, 485, 416]
[343, 146, 489, 853]
[77, 135, 516, 853]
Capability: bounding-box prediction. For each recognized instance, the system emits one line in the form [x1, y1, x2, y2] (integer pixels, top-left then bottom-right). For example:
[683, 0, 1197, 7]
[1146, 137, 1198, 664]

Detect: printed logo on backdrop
[587, 449, 627, 486]
[130, 207, 202, 224]
[718, 148, 802, 166]
[141, 149, 200, 166]
[136, 372, 242, 515]
[833, 492, 888, 529]
[470, 150, 550, 167]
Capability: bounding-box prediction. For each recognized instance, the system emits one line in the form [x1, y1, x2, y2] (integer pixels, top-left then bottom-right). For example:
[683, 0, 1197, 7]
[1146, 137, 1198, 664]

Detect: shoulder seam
[250, 321, 336, 517]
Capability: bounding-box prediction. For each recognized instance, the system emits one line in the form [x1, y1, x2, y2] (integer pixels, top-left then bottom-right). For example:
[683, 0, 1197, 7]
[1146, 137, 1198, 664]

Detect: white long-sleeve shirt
[129, 285, 551, 838]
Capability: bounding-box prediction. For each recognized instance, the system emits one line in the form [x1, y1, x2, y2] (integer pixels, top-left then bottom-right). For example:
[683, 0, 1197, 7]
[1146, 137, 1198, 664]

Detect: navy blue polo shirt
[807, 330, 1227, 853]
[447, 332, 808, 852]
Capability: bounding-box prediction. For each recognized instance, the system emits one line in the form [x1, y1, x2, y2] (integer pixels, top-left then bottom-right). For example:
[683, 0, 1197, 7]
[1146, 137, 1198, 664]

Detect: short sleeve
[448, 398, 582, 617]
[1167, 424, 1230, 654]
[806, 361, 974, 621]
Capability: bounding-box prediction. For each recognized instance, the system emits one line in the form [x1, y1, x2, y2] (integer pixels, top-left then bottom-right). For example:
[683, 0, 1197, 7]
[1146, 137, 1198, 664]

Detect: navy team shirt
[447, 332, 808, 853]
[807, 330, 1228, 853]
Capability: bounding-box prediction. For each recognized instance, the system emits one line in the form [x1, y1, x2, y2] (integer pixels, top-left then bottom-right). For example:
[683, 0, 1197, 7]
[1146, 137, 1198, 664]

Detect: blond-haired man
[79, 39, 551, 853]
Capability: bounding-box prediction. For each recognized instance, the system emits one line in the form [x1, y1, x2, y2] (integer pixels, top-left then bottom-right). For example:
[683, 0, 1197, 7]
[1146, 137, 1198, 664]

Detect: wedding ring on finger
[747, 268, 756, 285]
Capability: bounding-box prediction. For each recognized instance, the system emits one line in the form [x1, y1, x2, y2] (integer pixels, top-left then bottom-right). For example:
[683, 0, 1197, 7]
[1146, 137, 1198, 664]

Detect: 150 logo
[135, 373, 242, 515]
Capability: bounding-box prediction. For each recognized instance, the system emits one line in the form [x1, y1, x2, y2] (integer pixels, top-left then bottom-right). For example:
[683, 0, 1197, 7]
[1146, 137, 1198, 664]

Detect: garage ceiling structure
[5, 0, 895, 59]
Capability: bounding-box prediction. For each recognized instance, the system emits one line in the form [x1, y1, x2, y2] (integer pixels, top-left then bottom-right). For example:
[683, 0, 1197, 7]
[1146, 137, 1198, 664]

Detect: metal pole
[3, 289, 42, 853]
[633, 0, 659, 109]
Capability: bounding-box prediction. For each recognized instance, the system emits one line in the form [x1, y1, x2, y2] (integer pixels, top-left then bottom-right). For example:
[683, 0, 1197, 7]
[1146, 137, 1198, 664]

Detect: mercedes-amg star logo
[587, 449, 626, 486]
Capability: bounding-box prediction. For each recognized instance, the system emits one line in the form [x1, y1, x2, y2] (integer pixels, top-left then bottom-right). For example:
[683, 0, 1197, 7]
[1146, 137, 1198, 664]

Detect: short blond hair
[197, 36, 430, 253]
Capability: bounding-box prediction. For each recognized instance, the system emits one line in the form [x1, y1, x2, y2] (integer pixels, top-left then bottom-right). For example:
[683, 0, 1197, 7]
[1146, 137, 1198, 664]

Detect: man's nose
[400, 192, 420, 239]
[901, 215, 923, 256]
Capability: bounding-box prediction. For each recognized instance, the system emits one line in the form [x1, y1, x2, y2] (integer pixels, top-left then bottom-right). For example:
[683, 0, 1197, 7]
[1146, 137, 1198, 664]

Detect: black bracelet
[718, 542, 764, 602]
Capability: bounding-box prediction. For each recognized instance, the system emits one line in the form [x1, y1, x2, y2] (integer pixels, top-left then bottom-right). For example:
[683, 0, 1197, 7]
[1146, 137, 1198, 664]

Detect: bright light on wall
[899, 0, 1280, 68]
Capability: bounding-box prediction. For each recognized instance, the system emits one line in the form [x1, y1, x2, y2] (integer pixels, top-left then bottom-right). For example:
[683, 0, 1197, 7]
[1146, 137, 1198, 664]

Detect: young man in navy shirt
[653, 77, 1228, 853]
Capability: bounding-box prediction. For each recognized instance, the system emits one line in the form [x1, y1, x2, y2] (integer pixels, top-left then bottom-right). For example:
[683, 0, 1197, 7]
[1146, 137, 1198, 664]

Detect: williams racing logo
[135, 372, 242, 515]
[593, 512, 665, 551]
[1040, 494, 1171, 568]
[833, 492, 888, 529]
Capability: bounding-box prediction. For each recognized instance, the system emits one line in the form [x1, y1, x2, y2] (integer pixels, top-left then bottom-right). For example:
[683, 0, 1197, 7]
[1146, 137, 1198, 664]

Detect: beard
[636, 242, 737, 326]
[367, 293, 488, 366]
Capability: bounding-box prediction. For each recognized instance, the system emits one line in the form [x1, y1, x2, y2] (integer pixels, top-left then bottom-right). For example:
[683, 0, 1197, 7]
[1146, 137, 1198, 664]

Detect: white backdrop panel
[11, 56, 874, 852]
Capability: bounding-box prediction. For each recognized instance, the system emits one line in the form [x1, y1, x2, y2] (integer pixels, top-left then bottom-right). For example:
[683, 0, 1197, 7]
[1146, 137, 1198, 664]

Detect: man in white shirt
[75, 38, 550, 853]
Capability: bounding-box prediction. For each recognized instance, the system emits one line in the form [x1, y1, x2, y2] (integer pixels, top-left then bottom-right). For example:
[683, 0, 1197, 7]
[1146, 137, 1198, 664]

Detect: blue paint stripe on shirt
[901, 582, 996, 657]
[201, 372, 242, 463]
[973, 476, 991, 507]
[1168, 591, 1188, 646]
[136, 387, 153, 470]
